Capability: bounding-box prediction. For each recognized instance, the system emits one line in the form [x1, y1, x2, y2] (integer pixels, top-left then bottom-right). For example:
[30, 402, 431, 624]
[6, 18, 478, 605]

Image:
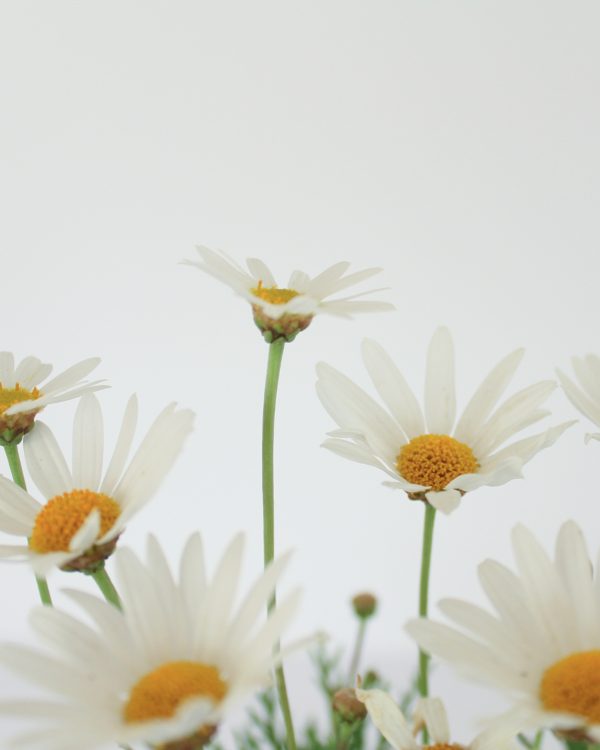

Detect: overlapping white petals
[406, 521, 600, 740]
[317, 328, 567, 514]
[0, 394, 194, 573]
[0, 535, 301, 750]
[185, 245, 394, 320]
[0, 354, 106, 417]
[558, 353, 600, 441]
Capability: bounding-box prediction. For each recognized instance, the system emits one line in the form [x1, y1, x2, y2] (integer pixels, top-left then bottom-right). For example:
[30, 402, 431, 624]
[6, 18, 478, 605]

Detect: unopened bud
[332, 688, 367, 723]
[352, 592, 377, 619]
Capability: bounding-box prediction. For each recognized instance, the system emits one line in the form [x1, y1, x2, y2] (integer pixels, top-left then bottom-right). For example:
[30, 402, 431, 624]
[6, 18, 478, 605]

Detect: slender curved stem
[348, 618, 367, 685]
[3, 443, 52, 606]
[417, 502, 436, 743]
[91, 564, 122, 609]
[262, 338, 297, 750]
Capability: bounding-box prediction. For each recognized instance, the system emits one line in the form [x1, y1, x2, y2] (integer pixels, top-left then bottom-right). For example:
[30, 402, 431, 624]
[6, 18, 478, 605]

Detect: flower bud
[352, 592, 377, 619]
[332, 688, 367, 723]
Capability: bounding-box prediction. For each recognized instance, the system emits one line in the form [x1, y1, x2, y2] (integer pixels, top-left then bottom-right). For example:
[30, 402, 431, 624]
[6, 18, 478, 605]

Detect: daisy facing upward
[317, 327, 573, 514]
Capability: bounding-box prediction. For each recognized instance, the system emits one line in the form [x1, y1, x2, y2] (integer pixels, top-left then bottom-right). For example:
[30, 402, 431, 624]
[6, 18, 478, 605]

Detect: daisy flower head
[557, 353, 600, 443]
[316, 327, 573, 515]
[356, 689, 501, 750]
[0, 353, 106, 444]
[0, 393, 194, 575]
[183, 245, 394, 342]
[406, 521, 600, 745]
[0, 533, 302, 750]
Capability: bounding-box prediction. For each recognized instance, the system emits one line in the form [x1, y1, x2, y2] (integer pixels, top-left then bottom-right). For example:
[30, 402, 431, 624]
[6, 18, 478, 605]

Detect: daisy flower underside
[0, 353, 105, 441]
[317, 327, 573, 514]
[184, 246, 394, 341]
[0, 393, 194, 574]
[0, 534, 302, 750]
[406, 521, 600, 745]
[557, 353, 600, 443]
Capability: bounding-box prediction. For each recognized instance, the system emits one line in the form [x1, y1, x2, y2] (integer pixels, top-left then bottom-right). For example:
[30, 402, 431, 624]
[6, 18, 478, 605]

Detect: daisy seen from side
[406, 521, 600, 745]
[0, 353, 105, 442]
[316, 327, 573, 514]
[557, 353, 600, 443]
[0, 393, 194, 574]
[183, 245, 394, 341]
[0, 533, 302, 750]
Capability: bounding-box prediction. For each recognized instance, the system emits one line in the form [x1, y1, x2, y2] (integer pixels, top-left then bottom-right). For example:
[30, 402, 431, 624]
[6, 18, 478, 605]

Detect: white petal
[425, 489, 462, 514]
[361, 339, 425, 439]
[24, 422, 73, 499]
[424, 327, 455, 434]
[186, 245, 254, 292]
[558, 368, 600, 427]
[69, 510, 101, 552]
[480, 421, 574, 470]
[305, 262, 351, 299]
[246, 258, 276, 286]
[13, 357, 47, 389]
[413, 697, 450, 744]
[321, 438, 401, 481]
[100, 395, 138, 495]
[41, 358, 101, 395]
[355, 688, 418, 750]
[0, 477, 40, 526]
[72, 394, 104, 491]
[0, 352, 16, 386]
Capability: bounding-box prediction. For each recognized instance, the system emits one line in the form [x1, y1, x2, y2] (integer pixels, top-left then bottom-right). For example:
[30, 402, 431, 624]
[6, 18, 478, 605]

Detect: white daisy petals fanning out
[406, 521, 600, 745]
[0, 352, 106, 441]
[0, 534, 303, 750]
[557, 353, 600, 443]
[0, 393, 194, 575]
[184, 245, 394, 342]
[356, 689, 502, 750]
[317, 327, 573, 514]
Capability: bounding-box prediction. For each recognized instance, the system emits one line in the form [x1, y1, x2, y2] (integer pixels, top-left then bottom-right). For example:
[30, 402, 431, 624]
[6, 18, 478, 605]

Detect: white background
[1, 2, 599, 747]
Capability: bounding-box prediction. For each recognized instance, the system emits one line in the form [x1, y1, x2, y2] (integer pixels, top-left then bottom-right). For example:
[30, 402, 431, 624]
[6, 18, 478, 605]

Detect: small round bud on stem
[351, 592, 377, 620]
[332, 688, 367, 723]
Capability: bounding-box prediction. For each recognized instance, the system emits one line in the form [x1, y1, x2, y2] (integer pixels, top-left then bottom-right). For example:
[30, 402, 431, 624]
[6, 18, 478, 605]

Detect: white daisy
[406, 521, 600, 745]
[0, 533, 303, 750]
[0, 353, 105, 441]
[557, 353, 600, 443]
[0, 393, 194, 575]
[356, 689, 505, 750]
[316, 327, 572, 514]
[184, 246, 394, 341]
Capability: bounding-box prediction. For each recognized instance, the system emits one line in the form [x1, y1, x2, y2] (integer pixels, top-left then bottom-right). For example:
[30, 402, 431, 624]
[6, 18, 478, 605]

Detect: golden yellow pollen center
[397, 434, 479, 491]
[29, 490, 120, 554]
[0, 383, 40, 415]
[251, 280, 300, 305]
[540, 651, 600, 723]
[124, 661, 228, 723]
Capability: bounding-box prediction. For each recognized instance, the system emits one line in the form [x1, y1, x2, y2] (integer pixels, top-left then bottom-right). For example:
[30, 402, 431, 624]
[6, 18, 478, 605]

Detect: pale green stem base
[417, 502, 436, 743]
[262, 339, 297, 750]
[91, 564, 122, 609]
[3, 443, 52, 606]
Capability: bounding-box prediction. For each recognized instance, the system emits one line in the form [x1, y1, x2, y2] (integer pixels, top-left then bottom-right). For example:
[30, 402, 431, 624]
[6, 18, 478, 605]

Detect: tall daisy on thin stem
[0, 393, 194, 608]
[0, 353, 106, 605]
[186, 246, 394, 750]
[316, 327, 572, 729]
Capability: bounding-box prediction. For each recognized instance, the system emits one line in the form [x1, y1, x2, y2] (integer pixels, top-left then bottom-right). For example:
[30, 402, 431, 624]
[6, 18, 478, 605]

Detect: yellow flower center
[251, 280, 300, 305]
[124, 661, 228, 723]
[397, 434, 479, 491]
[29, 489, 121, 554]
[540, 651, 600, 723]
[0, 383, 40, 415]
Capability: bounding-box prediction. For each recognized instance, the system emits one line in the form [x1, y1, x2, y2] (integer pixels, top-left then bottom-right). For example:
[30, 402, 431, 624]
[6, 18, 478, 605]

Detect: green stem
[3, 443, 52, 606]
[91, 564, 122, 609]
[261, 338, 297, 750]
[348, 618, 367, 685]
[417, 502, 436, 743]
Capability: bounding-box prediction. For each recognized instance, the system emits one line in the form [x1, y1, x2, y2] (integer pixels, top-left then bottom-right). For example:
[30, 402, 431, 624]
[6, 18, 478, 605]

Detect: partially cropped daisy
[0, 533, 302, 750]
[0, 353, 105, 442]
[317, 327, 572, 514]
[0, 393, 194, 574]
[406, 521, 600, 745]
[184, 245, 394, 341]
[557, 353, 600, 442]
[356, 690, 504, 750]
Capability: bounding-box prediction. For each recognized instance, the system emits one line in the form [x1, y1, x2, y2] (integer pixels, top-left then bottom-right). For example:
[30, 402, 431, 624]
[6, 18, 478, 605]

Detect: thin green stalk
[417, 502, 436, 743]
[91, 564, 122, 609]
[348, 618, 367, 685]
[261, 338, 297, 750]
[3, 443, 52, 606]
